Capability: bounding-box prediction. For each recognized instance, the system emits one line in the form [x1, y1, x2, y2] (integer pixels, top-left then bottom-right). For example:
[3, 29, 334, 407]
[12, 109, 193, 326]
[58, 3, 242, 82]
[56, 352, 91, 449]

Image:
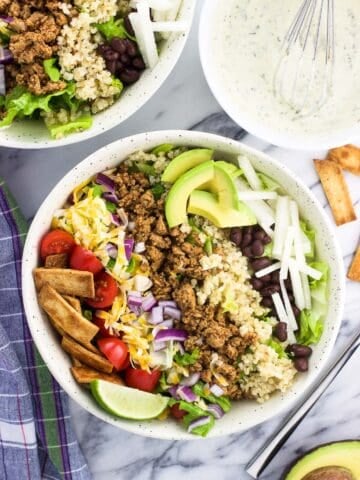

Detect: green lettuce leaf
[47, 115, 93, 139]
[267, 338, 288, 359]
[173, 348, 199, 366]
[151, 143, 174, 155]
[300, 220, 316, 259]
[216, 160, 242, 178]
[192, 382, 232, 413]
[43, 58, 61, 82]
[296, 308, 324, 346]
[151, 183, 165, 200]
[258, 173, 282, 192]
[96, 18, 134, 41]
[175, 400, 215, 437]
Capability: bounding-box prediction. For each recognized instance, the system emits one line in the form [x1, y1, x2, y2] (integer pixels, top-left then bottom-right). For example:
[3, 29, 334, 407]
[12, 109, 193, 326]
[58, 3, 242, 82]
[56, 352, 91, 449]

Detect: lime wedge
[90, 380, 169, 420]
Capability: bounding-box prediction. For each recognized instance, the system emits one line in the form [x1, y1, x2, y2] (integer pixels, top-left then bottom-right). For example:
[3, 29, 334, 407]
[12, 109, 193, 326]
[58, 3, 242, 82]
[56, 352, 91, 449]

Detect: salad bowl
[22, 130, 345, 439]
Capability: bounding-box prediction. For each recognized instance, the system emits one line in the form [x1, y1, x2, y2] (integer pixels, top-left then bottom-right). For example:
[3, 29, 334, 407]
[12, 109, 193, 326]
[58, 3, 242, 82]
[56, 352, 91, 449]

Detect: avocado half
[283, 441, 360, 480]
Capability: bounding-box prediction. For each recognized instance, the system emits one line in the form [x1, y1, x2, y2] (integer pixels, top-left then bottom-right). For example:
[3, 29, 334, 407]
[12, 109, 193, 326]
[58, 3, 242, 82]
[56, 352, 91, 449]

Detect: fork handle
[246, 335, 360, 479]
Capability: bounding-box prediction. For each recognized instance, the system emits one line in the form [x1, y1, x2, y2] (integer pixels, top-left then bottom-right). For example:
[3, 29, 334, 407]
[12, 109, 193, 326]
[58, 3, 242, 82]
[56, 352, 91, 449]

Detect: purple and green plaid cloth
[0, 180, 92, 480]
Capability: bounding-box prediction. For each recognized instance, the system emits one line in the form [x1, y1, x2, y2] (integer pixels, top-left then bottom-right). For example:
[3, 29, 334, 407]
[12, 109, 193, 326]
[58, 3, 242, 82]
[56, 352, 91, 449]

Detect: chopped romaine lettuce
[297, 308, 324, 346]
[174, 400, 215, 437]
[300, 220, 316, 259]
[43, 58, 61, 82]
[47, 115, 93, 139]
[258, 173, 282, 192]
[204, 237, 213, 256]
[267, 338, 288, 359]
[96, 18, 133, 41]
[111, 76, 123, 95]
[192, 382, 231, 413]
[105, 201, 117, 213]
[216, 160, 242, 178]
[173, 348, 199, 366]
[151, 143, 174, 154]
[151, 183, 165, 199]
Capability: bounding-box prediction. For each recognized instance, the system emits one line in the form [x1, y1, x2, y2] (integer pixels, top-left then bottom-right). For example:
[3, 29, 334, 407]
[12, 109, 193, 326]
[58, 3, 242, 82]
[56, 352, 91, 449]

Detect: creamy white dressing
[209, 0, 360, 145]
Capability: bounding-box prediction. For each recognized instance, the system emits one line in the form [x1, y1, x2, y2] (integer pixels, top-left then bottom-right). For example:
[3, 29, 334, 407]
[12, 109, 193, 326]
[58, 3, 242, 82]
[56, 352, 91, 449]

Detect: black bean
[124, 15, 135, 36]
[119, 53, 129, 64]
[294, 357, 309, 372]
[285, 278, 293, 291]
[243, 226, 253, 235]
[287, 292, 294, 302]
[271, 270, 280, 283]
[241, 233, 252, 248]
[288, 344, 312, 358]
[292, 305, 301, 318]
[263, 234, 272, 245]
[250, 278, 263, 290]
[126, 41, 138, 58]
[105, 59, 117, 74]
[261, 284, 280, 297]
[119, 68, 140, 84]
[254, 229, 266, 241]
[251, 257, 273, 271]
[260, 273, 272, 283]
[230, 228, 242, 246]
[251, 240, 264, 257]
[111, 37, 127, 54]
[97, 44, 110, 55]
[104, 49, 119, 61]
[243, 246, 253, 258]
[116, 61, 124, 72]
[261, 297, 273, 308]
[273, 322, 288, 342]
[132, 56, 146, 70]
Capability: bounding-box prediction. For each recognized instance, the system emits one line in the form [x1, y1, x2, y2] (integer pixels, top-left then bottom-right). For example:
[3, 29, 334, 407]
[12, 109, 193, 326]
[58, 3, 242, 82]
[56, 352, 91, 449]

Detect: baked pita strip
[61, 336, 113, 374]
[44, 253, 68, 268]
[71, 357, 82, 367]
[38, 283, 98, 352]
[314, 159, 356, 226]
[347, 246, 360, 282]
[71, 366, 123, 385]
[327, 144, 360, 176]
[63, 295, 81, 313]
[34, 268, 95, 298]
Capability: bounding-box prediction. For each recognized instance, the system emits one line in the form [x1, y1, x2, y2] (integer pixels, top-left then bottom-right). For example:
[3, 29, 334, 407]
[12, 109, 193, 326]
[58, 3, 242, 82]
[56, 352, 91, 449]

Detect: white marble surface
[1, 2, 359, 479]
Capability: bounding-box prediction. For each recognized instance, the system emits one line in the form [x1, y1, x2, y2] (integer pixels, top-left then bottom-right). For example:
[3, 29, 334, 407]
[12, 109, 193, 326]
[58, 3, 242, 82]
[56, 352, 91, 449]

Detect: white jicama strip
[129, 7, 159, 69]
[272, 293, 297, 344]
[301, 272, 312, 310]
[152, 20, 188, 31]
[255, 261, 281, 278]
[145, 0, 173, 10]
[237, 191, 278, 201]
[280, 279, 298, 331]
[288, 259, 305, 310]
[280, 226, 295, 280]
[297, 263, 323, 281]
[272, 196, 290, 259]
[164, 0, 182, 21]
[237, 155, 263, 190]
[290, 200, 306, 265]
[300, 229, 312, 255]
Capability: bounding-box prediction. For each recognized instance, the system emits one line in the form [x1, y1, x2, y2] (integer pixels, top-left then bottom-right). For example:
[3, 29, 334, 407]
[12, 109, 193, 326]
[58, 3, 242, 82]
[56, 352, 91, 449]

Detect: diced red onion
[153, 340, 167, 352]
[134, 242, 146, 253]
[95, 172, 115, 192]
[0, 66, 5, 96]
[111, 214, 121, 226]
[152, 320, 173, 339]
[168, 386, 180, 399]
[160, 319, 173, 329]
[127, 290, 141, 297]
[158, 300, 177, 308]
[103, 191, 119, 204]
[142, 293, 157, 312]
[177, 385, 198, 403]
[207, 404, 224, 419]
[187, 416, 212, 433]
[149, 306, 163, 325]
[124, 238, 134, 260]
[127, 294, 143, 314]
[155, 328, 188, 342]
[0, 16, 13, 22]
[106, 243, 118, 259]
[180, 372, 200, 387]
[0, 47, 13, 65]
[209, 384, 224, 397]
[163, 306, 181, 320]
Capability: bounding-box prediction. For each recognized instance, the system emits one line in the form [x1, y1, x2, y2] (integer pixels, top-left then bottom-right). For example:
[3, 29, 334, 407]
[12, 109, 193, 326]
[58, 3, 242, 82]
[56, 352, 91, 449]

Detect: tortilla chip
[71, 366, 123, 385]
[71, 356, 82, 367]
[347, 246, 360, 282]
[327, 144, 360, 176]
[63, 295, 81, 313]
[34, 268, 95, 298]
[38, 283, 98, 352]
[61, 336, 113, 374]
[314, 159, 356, 226]
[44, 253, 68, 268]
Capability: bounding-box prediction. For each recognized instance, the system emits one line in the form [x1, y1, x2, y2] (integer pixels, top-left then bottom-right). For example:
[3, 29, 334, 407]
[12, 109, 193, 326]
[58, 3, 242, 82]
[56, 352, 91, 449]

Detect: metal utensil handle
[246, 334, 360, 479]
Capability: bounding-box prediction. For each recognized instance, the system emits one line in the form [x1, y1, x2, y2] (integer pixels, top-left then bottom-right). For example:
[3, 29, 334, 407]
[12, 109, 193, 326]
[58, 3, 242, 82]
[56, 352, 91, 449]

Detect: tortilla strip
[38, 283, 98, 352]
[314, 159, 356, 226]
[61, 336, 113, 374]
[327, 144, 360, 176]
[71, 357, 82, 367]
[34, 268, 95, 298]
[45, 253, 68, 268]
[71, 366, 123, 385]
[347, 246, 360, 282]
[63, 295, 81, 313]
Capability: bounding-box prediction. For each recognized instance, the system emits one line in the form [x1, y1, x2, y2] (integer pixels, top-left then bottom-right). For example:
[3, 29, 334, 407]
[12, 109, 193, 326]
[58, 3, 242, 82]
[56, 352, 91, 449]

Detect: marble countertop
[1, 2, 359, 479]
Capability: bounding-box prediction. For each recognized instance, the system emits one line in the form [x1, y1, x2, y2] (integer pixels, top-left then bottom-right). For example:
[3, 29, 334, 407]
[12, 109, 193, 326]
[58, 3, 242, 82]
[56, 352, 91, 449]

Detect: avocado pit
[302, 466, 355, 480]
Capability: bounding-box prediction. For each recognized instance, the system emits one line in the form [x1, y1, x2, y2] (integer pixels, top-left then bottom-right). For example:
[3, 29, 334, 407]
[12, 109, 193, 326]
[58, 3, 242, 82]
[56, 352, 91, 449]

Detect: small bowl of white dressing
[199, 0, 360, 150]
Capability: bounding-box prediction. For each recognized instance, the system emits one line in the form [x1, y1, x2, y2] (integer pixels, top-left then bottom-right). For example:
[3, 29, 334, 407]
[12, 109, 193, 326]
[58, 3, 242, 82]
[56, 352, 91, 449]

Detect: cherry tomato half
[70, 245, 103, 274]
[85, 271, 118, 309]
[97, 337, 129, 371]
[93, 317, 115, 338]
[170, 403, 186, 421]
[40, 229, 75, 260]
[124, 367, 161, 393]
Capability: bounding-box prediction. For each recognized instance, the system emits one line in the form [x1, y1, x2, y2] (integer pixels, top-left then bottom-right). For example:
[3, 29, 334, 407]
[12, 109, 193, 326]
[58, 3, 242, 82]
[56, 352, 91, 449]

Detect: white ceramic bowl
[199, 0, 360, 150]
[0, 1, 195, 149]
[22, 130, 345, 439]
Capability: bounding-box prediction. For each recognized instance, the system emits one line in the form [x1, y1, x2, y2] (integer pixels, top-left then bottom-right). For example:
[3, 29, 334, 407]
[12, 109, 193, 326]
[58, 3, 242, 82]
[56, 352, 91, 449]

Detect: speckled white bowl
[0, 2, 195, 149]
[22, 130, 345, 439]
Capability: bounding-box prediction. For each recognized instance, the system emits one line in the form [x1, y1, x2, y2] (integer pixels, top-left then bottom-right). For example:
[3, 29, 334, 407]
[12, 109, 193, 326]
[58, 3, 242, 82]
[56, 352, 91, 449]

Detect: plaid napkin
[0, 179, 92, 480]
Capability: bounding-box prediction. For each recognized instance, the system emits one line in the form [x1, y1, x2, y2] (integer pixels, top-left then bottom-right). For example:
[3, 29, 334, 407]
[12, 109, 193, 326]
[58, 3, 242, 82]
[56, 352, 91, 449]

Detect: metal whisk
[273, 0, 335, 117]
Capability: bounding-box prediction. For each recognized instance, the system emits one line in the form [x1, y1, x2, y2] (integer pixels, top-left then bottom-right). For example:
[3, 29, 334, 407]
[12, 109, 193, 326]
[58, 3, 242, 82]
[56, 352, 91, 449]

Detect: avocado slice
[188, 190, 256, 228]
[202, 163, 242, 210]
[284, 441, 360, 480]
[165, 161, 214, 228]
[161, 148, 214, 183]
[215, 160, 242, 179]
